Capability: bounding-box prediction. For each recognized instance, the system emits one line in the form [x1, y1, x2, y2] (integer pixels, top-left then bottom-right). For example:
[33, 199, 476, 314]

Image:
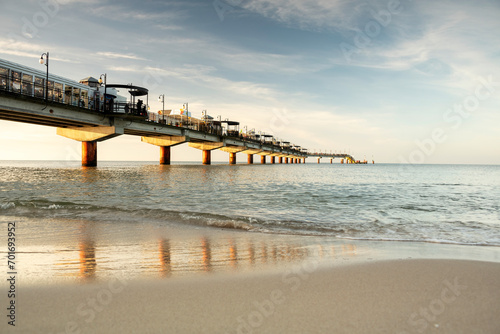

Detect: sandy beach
[6, 257, 500, 334]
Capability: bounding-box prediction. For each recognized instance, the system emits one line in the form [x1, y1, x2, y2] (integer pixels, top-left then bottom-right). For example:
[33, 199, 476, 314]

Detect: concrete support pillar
[82, 141, 97, 167]
[229, 152, 237, 165]
[303, 158, 306, 164]
[261, 155, 266, 164]
[285, 157, 289, 164]
[271, 156, 275, 164]
[202, 150, 211, 165]
[279, 157, 283, 164]
[160, 146, 171, 165]
[247, 154, 254, 164]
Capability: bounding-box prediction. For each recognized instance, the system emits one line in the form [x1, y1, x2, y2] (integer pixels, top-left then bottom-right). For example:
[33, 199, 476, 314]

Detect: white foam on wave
[0, 202, 15, 210]
[44, 204, 63, 210]
[206, 220, 254, 231]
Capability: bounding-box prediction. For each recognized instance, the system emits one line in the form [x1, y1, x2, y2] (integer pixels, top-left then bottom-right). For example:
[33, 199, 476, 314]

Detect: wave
[0, 199, 261, 232]
[0, 202, 15, 210]
[1, 199, 499, 247]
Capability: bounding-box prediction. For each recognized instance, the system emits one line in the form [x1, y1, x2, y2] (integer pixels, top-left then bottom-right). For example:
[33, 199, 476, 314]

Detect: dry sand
[6, 258, 500, 334]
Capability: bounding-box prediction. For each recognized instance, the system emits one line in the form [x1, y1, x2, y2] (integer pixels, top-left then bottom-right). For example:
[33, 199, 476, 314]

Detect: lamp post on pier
[99, 74, 107, 112]
[39, 52, 49, 103]
[158, 94, 165, 122]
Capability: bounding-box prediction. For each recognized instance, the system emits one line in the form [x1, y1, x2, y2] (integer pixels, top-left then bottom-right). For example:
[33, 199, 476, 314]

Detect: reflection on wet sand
[229, 239, 238, 268]
[248, 242, 255, 265]
[79, 239, 97, 281]
[159, 239, 171, 278]
[53, 233, 358, 282]
[201, 237, 212, 272]
[261, 243, 267, 264]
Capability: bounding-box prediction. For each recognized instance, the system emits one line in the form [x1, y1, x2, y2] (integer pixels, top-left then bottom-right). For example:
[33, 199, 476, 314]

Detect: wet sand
[3, 215, 500, 333]
[5, 258, 500, 333]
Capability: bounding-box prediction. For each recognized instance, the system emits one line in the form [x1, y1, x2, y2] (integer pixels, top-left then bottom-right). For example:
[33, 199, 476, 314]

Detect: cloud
[143, 64, 279, 101]
[86, 2, 188, 23]
[240, 0, 362, 32]
[0, 38, 80, 63]
[96, 52, 148, 61]
[155, 24, 183, 31]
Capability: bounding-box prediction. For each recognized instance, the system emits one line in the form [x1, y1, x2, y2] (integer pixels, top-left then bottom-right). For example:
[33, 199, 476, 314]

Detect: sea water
[1, 161, 499, 246]
[1, 161, 499, 282]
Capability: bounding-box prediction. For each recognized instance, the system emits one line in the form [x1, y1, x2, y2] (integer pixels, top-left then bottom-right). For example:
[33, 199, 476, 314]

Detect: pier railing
[0, 72, 93, 109]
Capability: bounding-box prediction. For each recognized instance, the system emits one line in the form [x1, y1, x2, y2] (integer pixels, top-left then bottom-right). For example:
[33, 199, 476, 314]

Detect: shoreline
[9, 217, 500, 286]
[4, 209, 500, 286]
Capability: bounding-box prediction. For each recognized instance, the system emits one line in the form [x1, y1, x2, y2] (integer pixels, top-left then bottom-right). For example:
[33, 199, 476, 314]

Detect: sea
[1, 161, 499, 282]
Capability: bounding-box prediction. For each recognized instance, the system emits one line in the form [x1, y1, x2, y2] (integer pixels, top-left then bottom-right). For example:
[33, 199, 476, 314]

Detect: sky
[0, 0, 499, 164]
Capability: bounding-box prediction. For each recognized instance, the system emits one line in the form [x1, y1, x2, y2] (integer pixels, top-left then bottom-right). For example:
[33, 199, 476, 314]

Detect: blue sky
[0, 0, 499, 163]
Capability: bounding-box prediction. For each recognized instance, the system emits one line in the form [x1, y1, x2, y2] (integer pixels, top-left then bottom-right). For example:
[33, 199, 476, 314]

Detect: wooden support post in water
[202, 150, 211, 165]
[247, 154, 253, 164]
[285, 157, 289, 164]
[160, 146, 171, 165]
[318, 158, 321, 164]
[229, 152, 236, 165]
[261, 155, 266, 164]
[271, 156, 275, 164]
[279, 157, 283, 164]
[82, 141, 97, 167]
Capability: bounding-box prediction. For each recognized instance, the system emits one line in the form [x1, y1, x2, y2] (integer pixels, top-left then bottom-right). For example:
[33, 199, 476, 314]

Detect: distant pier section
[0, 57, 366, 166]
[308, 151, 370, 164]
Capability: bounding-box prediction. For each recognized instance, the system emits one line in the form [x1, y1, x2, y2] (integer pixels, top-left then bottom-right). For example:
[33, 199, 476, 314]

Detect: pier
[307, 152, 369, 164]
[0, 57, 360, 166]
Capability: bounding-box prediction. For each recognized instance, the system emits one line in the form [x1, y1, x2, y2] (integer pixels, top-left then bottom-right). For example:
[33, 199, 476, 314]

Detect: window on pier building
[47, 81, 54, 101]
[22, 73, 33, 96]
[11, 71, 21, 93]
[0, 67, 8, 90]
[72, 87, 80, 106]
[80, 89, 89, 108]
[54, 82, 63, 103]
[34, 77, 44, 98]
[65, 85, 72, 105]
